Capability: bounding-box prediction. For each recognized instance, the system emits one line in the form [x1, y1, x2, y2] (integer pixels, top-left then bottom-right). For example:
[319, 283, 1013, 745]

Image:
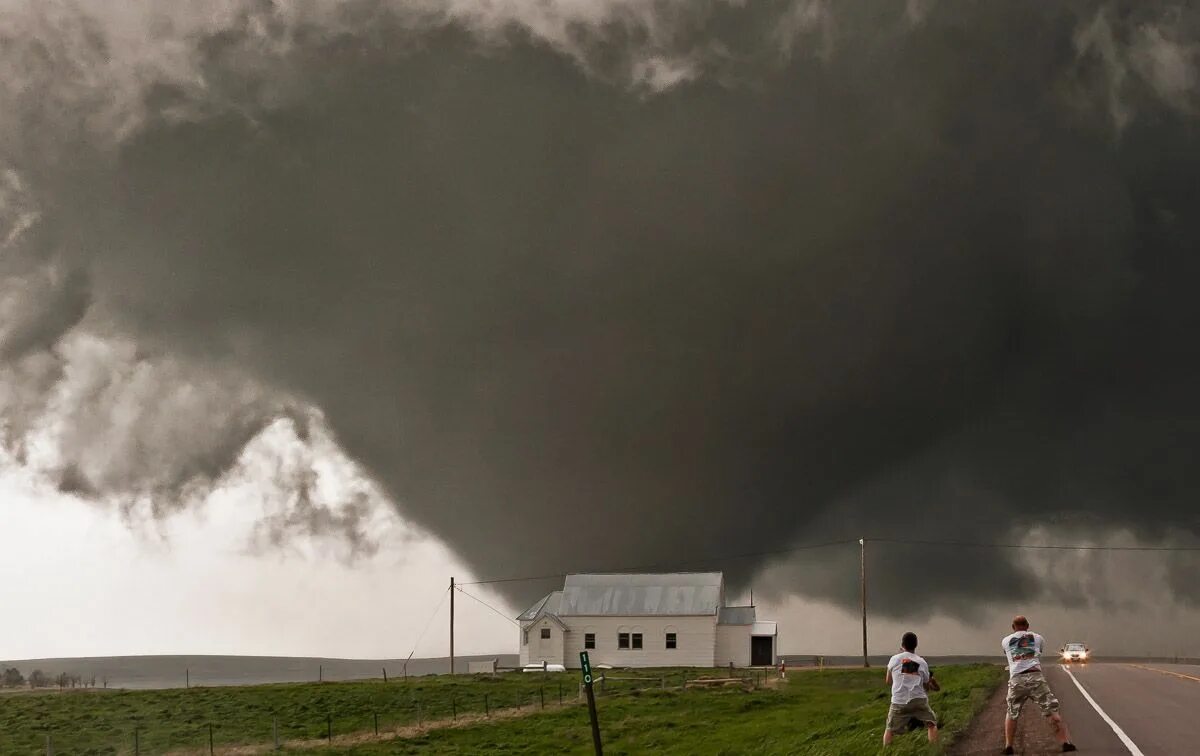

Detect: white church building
[516, 572, 778, 668]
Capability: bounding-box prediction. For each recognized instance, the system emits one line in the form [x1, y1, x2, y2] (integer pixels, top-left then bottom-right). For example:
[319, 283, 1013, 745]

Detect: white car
[1060, 642, 1089, 663]
[522, 663, 566, 673]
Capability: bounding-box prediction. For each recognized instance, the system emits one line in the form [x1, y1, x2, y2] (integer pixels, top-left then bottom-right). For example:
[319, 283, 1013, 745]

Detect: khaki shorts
[885, 698, 937, 734]
[1006, 671, 1060, 719]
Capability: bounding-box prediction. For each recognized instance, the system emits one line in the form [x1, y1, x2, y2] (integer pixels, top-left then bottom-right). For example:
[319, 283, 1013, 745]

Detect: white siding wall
[519, 618, 565, 666]
[562, 616, 717, 668]
[715, 624, 751, 667]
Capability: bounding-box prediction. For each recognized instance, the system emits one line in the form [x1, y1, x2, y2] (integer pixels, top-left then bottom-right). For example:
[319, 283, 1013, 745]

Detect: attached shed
[715, 606, 754, 667]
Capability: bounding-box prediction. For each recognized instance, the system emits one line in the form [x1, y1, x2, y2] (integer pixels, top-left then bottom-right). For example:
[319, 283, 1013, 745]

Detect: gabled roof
[517, 591, 563, 622]
[718, 606, 756, 625]
[529, 613, 569, 631]
[559, 573, 723, 616]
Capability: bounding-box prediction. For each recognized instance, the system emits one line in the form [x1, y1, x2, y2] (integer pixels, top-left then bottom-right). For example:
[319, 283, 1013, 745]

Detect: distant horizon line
[4, 652, 1197, 664]
[0, 652, 516, 664]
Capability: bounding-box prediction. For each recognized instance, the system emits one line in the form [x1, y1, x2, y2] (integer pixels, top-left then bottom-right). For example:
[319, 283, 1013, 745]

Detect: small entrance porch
[749, 621, 778, 666]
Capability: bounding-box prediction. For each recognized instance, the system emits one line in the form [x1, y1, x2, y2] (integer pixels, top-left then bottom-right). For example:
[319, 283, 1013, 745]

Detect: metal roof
[718, 606, 756, 625]
[516, 591, 562, 622]
[559, 573, 723, 616]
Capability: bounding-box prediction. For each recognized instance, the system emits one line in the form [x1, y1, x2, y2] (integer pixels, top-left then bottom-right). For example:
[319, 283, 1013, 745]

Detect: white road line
[1060, 667, 1145, 756]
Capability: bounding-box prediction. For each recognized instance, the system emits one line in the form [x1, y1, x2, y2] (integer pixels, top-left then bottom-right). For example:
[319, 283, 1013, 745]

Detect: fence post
[273, 718, 279, 750]
[374, 712, 379, 736]
[452, 696, 457, 721]
[383, 667, 388, 683]
[209, 723, 214, 755]
[558, 683, 563, 705]
[485, 693, 490, 718]
[540, 686, 545, 709]
[46, 734, 53, 756]
[326, 714, 332, 744]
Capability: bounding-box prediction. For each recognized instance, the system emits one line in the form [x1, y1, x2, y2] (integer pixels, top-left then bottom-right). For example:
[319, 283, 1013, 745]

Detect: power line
[867, 537, 1200, 552]
[459, 539, 855, 586]
[459, 535, 1200, 587]
[455, 585, 521, 627]
[460, 572, 568, 587]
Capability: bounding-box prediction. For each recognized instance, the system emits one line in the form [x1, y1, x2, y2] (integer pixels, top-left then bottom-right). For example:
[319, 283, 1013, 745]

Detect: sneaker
[1003, 748, 1014, 755]
[1062, 745, 1077, 753]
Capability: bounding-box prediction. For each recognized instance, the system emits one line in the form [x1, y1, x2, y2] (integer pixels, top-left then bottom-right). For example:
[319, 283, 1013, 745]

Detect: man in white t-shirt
[883, 631, 939, 746]
[1001, 615, 1076, 754]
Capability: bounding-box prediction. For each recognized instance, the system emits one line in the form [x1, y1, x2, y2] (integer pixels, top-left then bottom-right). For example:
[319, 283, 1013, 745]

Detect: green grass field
[0, 665, 1004, 755]
[340, 664, 1005, 755]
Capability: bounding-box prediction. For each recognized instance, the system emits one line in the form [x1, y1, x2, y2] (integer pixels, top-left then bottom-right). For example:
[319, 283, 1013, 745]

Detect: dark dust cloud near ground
[2, 1, 1199, 615]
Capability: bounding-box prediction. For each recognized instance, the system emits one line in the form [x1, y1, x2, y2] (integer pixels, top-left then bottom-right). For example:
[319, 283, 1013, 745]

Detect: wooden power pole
[860, 538, 868, 668]
[450, 576, 455, 675]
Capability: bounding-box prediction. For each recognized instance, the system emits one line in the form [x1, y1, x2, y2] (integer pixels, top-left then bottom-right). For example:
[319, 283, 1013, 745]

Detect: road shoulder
[948, 674, 1064, 756]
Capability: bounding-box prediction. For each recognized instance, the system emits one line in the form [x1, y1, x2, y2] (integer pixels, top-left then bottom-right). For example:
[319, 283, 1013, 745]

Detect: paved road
[1044, 662, 1200, 755]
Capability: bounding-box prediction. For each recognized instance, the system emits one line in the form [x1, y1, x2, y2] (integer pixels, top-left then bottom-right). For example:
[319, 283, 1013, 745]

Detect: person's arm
[885, 668, 893, 686]
[919, 661, 938, 691]
[925, 670, 941, 692]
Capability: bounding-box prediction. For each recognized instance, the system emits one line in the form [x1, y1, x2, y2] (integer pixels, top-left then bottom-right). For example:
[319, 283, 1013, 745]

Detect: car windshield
[1066, 643, 1085, 651]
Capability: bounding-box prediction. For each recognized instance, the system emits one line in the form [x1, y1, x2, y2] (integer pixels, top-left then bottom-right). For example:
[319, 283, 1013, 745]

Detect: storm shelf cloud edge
[2, 0, 1200, 618]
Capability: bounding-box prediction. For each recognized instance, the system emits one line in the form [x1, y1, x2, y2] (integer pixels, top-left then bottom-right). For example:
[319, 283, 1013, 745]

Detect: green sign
[580, 651, 593, 685]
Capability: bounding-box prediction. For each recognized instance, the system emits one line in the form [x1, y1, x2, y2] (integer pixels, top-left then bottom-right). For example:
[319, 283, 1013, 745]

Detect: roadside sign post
[580, 651, 603, 756]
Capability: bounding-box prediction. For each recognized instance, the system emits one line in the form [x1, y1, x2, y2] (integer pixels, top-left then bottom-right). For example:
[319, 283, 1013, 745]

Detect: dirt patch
[950, 684, 1062, 756]
[164, 698, 580, 755]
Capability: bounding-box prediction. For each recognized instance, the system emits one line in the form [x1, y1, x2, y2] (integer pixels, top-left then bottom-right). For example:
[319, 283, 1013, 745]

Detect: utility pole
[860, 538, 868, 668]
[449, 577, 455, 676]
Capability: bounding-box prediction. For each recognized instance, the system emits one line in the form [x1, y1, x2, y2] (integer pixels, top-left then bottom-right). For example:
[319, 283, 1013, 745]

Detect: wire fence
[12, 668, 781, 754]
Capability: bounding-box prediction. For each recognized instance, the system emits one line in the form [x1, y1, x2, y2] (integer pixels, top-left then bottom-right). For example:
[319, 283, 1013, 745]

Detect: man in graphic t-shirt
[883, 632, 939, 746]
[1001, 615, 1076, 754]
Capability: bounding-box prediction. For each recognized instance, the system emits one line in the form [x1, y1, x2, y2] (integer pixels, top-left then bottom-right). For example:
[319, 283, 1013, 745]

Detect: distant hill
[0, 654, 519, 690]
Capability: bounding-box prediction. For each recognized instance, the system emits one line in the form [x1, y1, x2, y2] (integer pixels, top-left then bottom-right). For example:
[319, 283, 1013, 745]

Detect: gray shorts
[885, 698, 937, 734]
[1006, 671, 1060, 719]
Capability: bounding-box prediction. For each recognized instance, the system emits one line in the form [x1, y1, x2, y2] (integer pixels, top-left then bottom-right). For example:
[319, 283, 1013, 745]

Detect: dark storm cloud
[3, 1, 1200, 615]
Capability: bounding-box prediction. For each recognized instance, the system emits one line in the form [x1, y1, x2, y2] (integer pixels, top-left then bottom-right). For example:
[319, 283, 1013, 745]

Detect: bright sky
[0, 465, 517, 660]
